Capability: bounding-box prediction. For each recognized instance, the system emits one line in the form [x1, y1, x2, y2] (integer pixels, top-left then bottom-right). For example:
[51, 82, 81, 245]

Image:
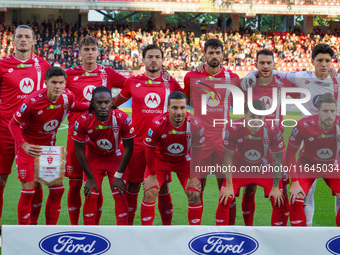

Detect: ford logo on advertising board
[189, 232, 258, 255]
[326, 236, 340, 255]
[39, 231, 111, 255]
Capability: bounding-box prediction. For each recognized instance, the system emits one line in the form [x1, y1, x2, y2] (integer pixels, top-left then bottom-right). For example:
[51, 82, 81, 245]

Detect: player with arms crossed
[66, 36, 127, 225]
[9, 67, 88, 225]
[289, 93, 340, 226]
[73, 86, 135, 225]
[0, 25, 50, 225]
[216, 99, 285, 226]
[242, 43, 340, 226]
[141, 91, 205, 225]
[183, 38, 240, 224]
[113, 45, 182, 225]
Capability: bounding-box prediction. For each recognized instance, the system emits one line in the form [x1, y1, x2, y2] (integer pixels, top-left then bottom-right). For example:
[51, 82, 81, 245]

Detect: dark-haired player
[9, 67, 87, 225]
[73, 86, 135, 225]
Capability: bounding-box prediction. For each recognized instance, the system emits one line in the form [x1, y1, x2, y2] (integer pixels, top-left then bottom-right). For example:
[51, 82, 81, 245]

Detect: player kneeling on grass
[9, 67, 88, 225]
[73, 86, 135, 225]
[141, 91, 205, 225]
[216, 99, 285, 226]
[289, 93, 340, 226]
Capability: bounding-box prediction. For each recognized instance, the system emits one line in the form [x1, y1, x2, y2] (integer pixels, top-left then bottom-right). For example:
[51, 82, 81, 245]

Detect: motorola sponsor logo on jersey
[143, 93, 163, 113]
[17, 78, 35, 99]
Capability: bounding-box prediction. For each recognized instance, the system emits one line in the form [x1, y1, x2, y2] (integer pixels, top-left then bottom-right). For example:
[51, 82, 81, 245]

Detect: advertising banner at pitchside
[3, 225, 340, 255]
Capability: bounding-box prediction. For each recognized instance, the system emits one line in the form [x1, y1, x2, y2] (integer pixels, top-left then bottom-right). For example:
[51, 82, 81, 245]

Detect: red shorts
[199, 146, 225, 178]
[153, 159, 192, 190]
[15, 145, 35, 182]
[299, 177, 340, 195]
[127, 145, 146, 183]
[83, 152, 128, 190]
[65, 132, 84, 179]
[221, 178, 283, 198]
[0, 129, 15, 175]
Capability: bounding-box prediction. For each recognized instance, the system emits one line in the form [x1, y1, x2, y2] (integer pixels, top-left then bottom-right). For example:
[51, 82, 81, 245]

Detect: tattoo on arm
[273, 154, 282, 187]
[186, 190, 201, 205]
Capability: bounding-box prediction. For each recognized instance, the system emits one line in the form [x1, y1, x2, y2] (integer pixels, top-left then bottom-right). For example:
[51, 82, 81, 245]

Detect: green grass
[1, 111, 337, 228]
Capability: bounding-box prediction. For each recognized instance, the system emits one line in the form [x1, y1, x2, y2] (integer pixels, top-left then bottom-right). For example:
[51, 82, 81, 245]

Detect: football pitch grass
[0, 111, 337, 232]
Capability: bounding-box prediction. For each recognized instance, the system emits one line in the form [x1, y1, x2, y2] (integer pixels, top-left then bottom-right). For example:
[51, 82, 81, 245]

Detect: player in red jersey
[141, 91, 204, 225]
[216, 99, 285, 226]
[183, 38, 240, 224]
[238, 49, 297, 226]
[65, 37, 127, 225]
[288, 93, 340, 226]
[113, 44, 183, 225]
[73, 86, 135, 225]
[8, 67, 88, 225]
[0, 25, 51, 225]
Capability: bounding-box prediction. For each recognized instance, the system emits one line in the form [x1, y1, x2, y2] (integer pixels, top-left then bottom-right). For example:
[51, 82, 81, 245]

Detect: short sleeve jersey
[13, 88, 75, 145]
[72, 109, 135, 156]
[66, 65, 126, 132]
[144, 112, 204, 163]
[0, 54, 51, 130]
[120, 73, 182, 146]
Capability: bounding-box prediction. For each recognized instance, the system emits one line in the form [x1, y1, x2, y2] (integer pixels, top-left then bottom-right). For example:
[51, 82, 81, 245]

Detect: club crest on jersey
[47, 156, 53, 164]
[167, 143, 184, 154]
[263, 137, 269, 145]
[317, 148, 333, 159]
[20, 104, 27, 113]
[144, 93, 161, 108]
[186, 132, 191, 139]
[20, 169, 26, 179]
[44, 120, 59, 131]
[47, 104, 62, 110]
[17, 63, 33, 68]
[83, 85, 96, 101]
[245, 150, 261, 161]
[82, 72, 98, 77]
[19, 78, 34, 94]
[97, 139, 112, 150]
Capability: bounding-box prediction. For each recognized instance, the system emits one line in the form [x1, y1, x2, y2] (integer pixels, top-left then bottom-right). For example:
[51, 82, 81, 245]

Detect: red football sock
[67, 179, 82, 225]
[95, 191, 103, 225]
[140, 200, 155, 225]
[18, 189, 35, 225]
[336, 199, 340, 227]
[30, 185, 43, 225]
[46, 185, 64, 225]
[270, 197, 285, 226]
[127, 191, 139, 225]
[188, 202, 203, 225]
[242, 192, 255, 226]
[0, 185, 5, 222]
[83, 191, 99, 225]
[216, 197, 232, 226]
[113, 191, 128, 225]
[290, 198, 306, 226]
[158, 191, 173, 225]
[283, 194, 290, 226]
[228, 198, 236, 225]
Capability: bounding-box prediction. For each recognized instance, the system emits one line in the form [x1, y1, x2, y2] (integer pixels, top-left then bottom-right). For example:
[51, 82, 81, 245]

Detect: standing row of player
[1, 24, 339, 226]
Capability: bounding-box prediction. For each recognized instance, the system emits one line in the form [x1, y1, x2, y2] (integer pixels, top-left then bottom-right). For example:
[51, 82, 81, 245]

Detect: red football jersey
[244, 75, 297, 132]
[0, 54, 50, 130]
[288, 115, 340, 165]
[13, 88, 76, 145]
[120, 73, 182, 146]
[184, 66, 240, 146]
[144, 112, 204, 163]
[72, 109, 135, 155]
[66, 65, 126, 132]
[223, 118, 285, 166]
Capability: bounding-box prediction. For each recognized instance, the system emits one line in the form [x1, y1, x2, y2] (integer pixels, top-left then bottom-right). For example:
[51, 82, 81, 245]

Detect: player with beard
[73, 86, 135, 225]
[0, 25, 50, 226]
[65, 37, 126, 225]
[141, 91, 205, 225]
[183, 38, 239, 224]
[242, 44, 340, 226]
[8, 67, 88, 225]
[113, 45, 182, 225]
